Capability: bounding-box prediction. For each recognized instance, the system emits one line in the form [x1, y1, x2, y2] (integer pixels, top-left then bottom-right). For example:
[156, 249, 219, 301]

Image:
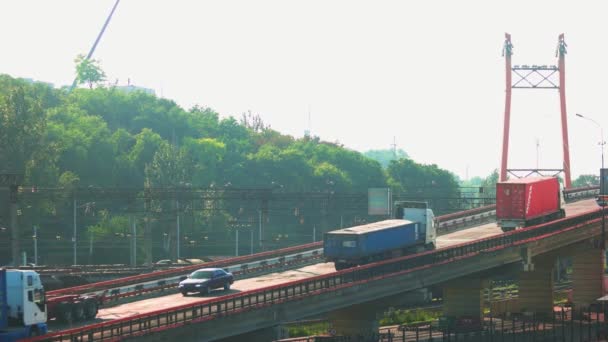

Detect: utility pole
[73, 195, 77, 265]
[33, 226, 38, 266]
[258, 209, 263, 252]
[1, 173, 23, 266]
[576, 113, 606, 248]
[235, 228, 239, 257]
[536, 138, 540, 169]
[144, 188, 152, 265]
[10, 183, 19, 266]
[176, 200, 181, 261]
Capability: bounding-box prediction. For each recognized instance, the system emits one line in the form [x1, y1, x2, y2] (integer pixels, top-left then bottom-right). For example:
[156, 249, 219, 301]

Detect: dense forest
[0, 74, 593, 266]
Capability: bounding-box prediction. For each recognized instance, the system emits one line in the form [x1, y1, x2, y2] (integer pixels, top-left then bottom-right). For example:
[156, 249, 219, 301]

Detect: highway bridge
[10, 32, 605, 341]
[26, 194, 606, 341]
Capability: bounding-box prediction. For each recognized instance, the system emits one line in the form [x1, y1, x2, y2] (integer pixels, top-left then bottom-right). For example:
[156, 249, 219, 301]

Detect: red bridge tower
[500, 33, 572, 188]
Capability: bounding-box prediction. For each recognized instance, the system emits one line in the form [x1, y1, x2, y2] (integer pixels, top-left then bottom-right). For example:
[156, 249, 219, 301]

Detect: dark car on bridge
[178, 268, 234, 296]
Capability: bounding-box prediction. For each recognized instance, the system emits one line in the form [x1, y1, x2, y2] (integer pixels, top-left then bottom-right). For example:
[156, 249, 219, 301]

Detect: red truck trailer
[496, 177, 565, 232]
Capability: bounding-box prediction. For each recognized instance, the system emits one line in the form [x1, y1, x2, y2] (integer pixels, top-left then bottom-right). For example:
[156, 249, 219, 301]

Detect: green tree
[480, 169, 499, 198]
[182, 137, 226, 187]
[129, 128, 166, 177]
[247, 145, 313, 191]
[387, 158, 460, 214]
[0, 86, 46, 173]
[74, 54, 106, 89]
[144, 143, 191, 187]
[572, 174, 599, 187]
[363, 149, 409, 169]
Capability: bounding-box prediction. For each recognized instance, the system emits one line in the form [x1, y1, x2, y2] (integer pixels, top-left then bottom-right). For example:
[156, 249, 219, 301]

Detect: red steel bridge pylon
[500, 33, 572, 188]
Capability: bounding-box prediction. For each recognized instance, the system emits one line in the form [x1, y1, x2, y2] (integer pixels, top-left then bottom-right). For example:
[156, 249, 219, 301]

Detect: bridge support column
[328, 303, 379, 337]
[517, 256, 555, 315]
[443, 277, 486, 321]
[572, 247, 605, 308]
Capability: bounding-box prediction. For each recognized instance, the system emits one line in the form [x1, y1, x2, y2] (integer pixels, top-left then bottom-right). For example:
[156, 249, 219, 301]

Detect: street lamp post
[576, 113, 606, 249]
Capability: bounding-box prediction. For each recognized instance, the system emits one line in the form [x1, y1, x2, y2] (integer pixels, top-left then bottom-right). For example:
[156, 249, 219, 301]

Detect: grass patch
[380, 307, 442, 326]
[287, 322, 330, 337]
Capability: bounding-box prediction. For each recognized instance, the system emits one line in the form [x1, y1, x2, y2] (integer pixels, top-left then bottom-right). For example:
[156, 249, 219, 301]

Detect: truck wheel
[72, 302, 85, 321]
[224, 282, 231, 291]
[84, 300, 98, 319]
[29, 326, 39, 337]
[59, 306, 73, 324]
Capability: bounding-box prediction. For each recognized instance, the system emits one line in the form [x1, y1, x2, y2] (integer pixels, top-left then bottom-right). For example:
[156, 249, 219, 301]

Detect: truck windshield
[191, 271, 214, 279]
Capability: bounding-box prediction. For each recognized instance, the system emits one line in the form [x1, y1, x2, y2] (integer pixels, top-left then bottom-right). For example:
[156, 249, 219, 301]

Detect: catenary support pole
[500, 33, 513, 182]
[557, 33, 573, 188]
[73, 196, 77, 265]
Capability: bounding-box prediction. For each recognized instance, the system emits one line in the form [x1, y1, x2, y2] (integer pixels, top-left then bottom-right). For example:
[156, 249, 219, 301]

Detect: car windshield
[191, 270, 214, 279]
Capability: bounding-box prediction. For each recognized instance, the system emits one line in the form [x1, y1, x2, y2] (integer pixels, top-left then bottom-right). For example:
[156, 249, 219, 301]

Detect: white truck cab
[1, 269, 48, 339]
[6, 270, 47, 326]
[394, 201, 436, 249]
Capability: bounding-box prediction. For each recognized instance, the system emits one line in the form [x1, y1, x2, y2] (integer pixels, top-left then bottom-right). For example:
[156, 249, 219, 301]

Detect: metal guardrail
[30, 207, 604, 341]
[47, 242, 323, 297]
[436, 205, 496, 223]
[96, 248, 324, 302]
[437, 207, 496, 232]
[563, 186, 600, 202]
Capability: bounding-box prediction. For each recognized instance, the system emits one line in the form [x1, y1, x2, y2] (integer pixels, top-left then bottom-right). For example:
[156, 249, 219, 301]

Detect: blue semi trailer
[324, 201, 436, 271]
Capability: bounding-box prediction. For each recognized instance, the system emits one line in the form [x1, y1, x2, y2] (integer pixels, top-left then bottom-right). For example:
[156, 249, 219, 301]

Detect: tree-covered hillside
[0, 74, 462, 265]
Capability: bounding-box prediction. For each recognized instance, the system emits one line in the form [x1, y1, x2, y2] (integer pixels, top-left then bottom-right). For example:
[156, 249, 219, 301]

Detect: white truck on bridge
[0, 269, 48, 341]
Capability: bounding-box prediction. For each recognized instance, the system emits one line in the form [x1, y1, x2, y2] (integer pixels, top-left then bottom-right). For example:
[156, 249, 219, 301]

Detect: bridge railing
[563, 186, 600, 202]
[30, 208, 604, 342]
[47, 242, 323, 297]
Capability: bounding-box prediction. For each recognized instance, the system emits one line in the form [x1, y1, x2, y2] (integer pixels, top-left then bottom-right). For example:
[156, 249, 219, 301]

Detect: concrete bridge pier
[517, 255, 555, 316]
[571, 247, 605, 308]
[328, 303, 379, 337]
[443, 277, 487, 321]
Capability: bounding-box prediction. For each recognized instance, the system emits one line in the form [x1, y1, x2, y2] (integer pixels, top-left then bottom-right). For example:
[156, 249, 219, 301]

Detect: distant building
[115, 85, 155, 95]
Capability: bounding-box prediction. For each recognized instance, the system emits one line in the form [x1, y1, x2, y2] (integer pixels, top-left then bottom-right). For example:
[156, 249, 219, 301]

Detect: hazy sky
[1, 1, 607, 181]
